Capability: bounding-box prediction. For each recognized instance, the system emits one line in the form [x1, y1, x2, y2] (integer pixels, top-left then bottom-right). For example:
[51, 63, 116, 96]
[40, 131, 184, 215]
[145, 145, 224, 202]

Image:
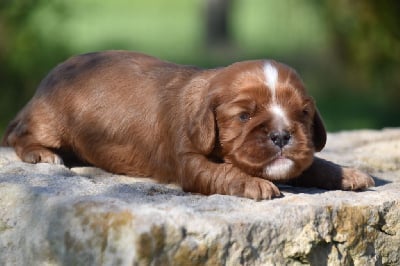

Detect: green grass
[29, 0, 204, 61]
[28, 0, 329, 61]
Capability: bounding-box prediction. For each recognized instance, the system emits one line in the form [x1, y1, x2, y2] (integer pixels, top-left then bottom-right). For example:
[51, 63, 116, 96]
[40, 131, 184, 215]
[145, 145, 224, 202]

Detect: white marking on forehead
[270, 104, 290, 126]
[263, 63, 279, 98]
[264, 62, 290, 127]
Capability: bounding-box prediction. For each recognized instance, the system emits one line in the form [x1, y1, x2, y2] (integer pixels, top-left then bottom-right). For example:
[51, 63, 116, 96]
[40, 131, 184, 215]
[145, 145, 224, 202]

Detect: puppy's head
[189, 60, 326, 181]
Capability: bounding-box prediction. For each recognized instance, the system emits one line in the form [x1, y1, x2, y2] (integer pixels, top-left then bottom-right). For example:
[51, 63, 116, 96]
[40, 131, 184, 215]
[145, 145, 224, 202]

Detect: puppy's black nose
[269, 131, 291, 148]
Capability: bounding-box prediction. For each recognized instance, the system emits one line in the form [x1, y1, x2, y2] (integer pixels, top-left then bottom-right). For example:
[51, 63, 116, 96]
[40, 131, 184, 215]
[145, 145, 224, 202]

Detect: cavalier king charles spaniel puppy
[2, 51, 374, 200]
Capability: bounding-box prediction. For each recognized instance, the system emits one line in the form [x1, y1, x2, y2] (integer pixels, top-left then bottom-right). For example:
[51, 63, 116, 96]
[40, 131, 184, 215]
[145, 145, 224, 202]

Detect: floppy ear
[187, 94, 216, 154]
[312, 109, 327, 152]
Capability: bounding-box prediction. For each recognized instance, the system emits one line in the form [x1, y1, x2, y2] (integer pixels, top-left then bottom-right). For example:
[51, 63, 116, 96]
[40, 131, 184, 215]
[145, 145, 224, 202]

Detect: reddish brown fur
[1, 51, 374, 199]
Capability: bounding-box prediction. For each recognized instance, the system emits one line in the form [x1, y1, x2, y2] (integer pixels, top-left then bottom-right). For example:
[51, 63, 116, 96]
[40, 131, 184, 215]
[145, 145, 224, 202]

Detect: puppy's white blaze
[263, 63, 278, 98]
[270, 104, 290, 126]
[264, 158, 294, 180]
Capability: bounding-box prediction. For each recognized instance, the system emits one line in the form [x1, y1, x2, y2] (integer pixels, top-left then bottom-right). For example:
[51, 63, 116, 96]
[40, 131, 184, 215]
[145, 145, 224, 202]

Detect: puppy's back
[1, 51, 199, 178]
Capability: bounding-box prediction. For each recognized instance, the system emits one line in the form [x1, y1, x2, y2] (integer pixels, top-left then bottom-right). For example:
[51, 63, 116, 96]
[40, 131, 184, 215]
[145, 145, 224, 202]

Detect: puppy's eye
[239, 112, 251, 122]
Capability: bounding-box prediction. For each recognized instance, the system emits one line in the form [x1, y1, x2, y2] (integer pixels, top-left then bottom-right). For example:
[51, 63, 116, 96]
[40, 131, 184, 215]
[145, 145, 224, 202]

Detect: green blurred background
[1, 0, 399, 134]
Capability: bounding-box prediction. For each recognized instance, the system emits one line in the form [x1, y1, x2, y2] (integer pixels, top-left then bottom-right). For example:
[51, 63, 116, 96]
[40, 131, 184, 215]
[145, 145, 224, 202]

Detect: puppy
[1, 51, 374, 200]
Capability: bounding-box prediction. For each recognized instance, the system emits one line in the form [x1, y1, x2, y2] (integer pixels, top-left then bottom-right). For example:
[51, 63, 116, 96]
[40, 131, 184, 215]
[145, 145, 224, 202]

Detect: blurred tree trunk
[205, 0, 233, 47]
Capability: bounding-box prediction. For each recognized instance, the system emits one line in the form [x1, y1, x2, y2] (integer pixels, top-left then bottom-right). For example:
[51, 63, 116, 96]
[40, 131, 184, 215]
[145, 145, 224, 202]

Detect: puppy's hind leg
[287, 157, 374, 191]
[2, 114, 64, 165]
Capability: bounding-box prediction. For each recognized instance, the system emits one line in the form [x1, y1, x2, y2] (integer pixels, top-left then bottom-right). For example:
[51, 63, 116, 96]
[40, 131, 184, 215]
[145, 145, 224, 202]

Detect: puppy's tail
[1, 118, 19, 147]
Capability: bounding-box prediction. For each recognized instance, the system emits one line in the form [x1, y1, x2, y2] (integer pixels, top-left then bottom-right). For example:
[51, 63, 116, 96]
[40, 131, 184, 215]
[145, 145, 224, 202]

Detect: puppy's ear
[312, 109, 327, 152]
[187, 94, 216, 154]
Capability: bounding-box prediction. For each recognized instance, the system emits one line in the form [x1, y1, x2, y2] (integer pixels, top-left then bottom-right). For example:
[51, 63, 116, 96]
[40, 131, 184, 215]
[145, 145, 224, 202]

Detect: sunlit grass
[231, 0, 329, 56]
[29, 0, 204, 61]
[29, 0, 329, 61]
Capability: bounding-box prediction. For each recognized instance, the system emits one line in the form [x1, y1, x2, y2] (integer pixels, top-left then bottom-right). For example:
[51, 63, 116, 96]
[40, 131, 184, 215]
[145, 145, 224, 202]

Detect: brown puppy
[1, 51, 374, 199]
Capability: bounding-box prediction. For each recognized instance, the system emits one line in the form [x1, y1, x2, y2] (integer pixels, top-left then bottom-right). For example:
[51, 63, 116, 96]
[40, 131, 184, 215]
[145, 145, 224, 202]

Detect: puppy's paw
[228, 177, 281, 200]
[22, 148, 64, 165]
[341, 167, 375, 191]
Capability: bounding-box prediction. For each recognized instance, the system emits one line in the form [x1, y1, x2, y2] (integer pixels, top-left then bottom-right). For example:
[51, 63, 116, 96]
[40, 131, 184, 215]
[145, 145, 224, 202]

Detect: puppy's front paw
[228, 177, 281, 200]
[341, 167, 375, 191]
[22, 148, 64, 165]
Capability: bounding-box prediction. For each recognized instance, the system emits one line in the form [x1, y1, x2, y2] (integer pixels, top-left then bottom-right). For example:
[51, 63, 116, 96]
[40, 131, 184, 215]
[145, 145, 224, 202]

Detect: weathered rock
[0, 128, 399, 265]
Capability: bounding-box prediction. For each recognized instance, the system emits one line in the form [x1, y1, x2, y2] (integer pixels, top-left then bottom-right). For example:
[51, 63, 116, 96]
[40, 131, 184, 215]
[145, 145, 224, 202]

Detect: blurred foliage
[318, 0, 400, 129]
[0, 0, 399, 134]
[0, 0, 71, 131]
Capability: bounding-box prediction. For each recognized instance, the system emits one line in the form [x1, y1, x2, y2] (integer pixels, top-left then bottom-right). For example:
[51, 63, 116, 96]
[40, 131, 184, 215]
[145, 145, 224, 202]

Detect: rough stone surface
[0, 129, 399, 266]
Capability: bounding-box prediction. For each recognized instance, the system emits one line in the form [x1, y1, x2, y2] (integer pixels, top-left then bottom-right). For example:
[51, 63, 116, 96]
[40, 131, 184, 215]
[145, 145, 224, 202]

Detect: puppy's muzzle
[269, 130, 291, 148]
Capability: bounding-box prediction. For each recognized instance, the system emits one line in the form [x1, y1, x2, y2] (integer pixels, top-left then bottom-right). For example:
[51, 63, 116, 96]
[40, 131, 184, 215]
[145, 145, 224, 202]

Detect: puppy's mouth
[263, 154, 295, 181]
